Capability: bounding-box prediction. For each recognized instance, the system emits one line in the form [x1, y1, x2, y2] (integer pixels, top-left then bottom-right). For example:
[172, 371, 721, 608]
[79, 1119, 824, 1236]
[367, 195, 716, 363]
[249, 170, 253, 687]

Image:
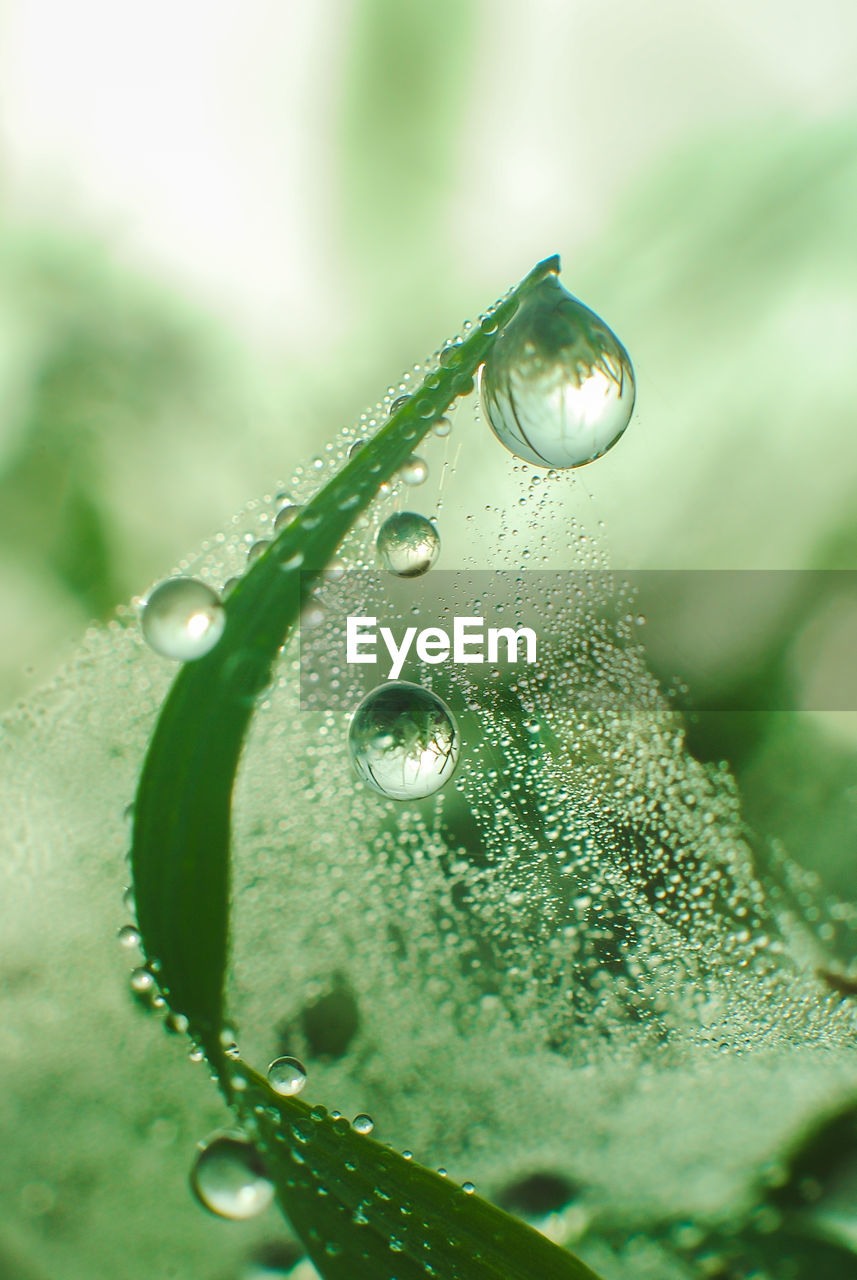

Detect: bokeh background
[2, 2, 857, 1276]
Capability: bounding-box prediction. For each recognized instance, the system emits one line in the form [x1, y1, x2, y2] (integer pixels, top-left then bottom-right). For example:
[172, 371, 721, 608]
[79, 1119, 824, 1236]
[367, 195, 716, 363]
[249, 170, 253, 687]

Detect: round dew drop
[140, 578, 225, 661]
[266, 1056, 307, 1097]
[274, 504, 302, 534]
[348, 682, 460, 800]
[352, 1114, 374, 1135]
[190, 1132, 274, 1220]
[481, 274, 635, 468]
[399, 455, 428, 486]
[117, 924, 140, 949]
[376, 512, 440, 578]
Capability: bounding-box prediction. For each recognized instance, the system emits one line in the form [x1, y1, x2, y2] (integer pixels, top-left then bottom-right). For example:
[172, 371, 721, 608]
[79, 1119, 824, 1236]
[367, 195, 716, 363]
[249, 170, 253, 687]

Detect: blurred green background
[1, 1, 857, 1275]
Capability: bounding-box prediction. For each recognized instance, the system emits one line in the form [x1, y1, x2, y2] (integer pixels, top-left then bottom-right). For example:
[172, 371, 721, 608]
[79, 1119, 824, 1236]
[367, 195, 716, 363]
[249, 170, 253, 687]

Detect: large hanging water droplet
[140, 578, 226, 660]
[376, 512, 440, 578]
[481, 274, 635, 468]
[190, 1132, 274, 1220]
[348, 682, 459, 800]
[267, 1056, 307, 1096]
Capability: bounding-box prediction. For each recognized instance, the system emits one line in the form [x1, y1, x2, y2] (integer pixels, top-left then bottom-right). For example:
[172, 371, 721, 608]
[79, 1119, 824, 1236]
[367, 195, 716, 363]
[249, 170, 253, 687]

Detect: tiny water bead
[247, 539, 272, 565]
[190, 1131, 274, 1220]
[129, 966, 155, 994]
[399, 455, 428, 486]
[352, 1114, 374, 1135]
[348, 682, 460, 800]
[140, 578, 226, 661]
[273, 504, 302, 534]
[266, 1056, 307, 1096]
[376, 512, 440, 578]
[481, 273, 635, 468]
[117, 924, 140, 949]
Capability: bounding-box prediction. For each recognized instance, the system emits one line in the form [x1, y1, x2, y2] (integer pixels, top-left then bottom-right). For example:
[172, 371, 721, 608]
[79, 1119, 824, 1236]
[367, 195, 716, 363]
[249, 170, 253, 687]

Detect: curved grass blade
[130, 254, 559, 1060]
[128, 254, 606, 1279]
[235, 1061, 602, 1280]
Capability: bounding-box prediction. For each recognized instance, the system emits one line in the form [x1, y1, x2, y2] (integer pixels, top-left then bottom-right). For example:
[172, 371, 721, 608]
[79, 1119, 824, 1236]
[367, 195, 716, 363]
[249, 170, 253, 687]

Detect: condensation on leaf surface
[2, 326, 857, 1280]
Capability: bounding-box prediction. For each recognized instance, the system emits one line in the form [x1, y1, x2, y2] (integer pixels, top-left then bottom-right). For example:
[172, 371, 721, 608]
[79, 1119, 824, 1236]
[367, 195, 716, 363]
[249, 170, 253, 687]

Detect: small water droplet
[279, 551, 304, 572]
[266, 1057, 307, 1096]
[399, 456, 428, 486]
[117, 924, 140, 949]
[140, 578, 225, 661]
[349, 438, 368, 458]
[462, 1181, 476, 1195]
[348, 683, 460, 800]
[129, 967, 155, 994]
[389, 395, 411, 414]
[274, 504, 302, 534]
[353, 1114, 375, 1135]
[301, 602, 325, 629]
[247, 540, 272, 565]
[190, 1132, 274, 1220]
[481, 275, 635, 468]
[376, 512, 440, 578]
[433, 416, 452, 437]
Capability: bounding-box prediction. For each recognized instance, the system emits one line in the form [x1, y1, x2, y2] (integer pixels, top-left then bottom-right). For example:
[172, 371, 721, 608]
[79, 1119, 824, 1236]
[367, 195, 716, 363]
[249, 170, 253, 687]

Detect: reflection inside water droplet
[190, 1131, 274, 1220]
[348, 682, 459, 800]
[140, 578, 225, 661]
[376, 512, 440, 578]
[267, 1056, 307, 1096]
[481, 275, 635, 468]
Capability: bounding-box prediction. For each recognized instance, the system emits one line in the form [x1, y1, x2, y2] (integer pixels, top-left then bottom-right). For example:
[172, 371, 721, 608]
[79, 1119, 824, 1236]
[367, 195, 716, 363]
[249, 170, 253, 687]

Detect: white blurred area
[1, 0, 856, 700]
[3, 0, 854, 340]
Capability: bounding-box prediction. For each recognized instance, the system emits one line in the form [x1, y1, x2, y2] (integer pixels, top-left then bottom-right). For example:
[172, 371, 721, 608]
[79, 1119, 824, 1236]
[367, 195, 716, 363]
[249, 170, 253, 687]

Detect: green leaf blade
[239, 1065, 602, 1280]
[129, 253, 558, 1057]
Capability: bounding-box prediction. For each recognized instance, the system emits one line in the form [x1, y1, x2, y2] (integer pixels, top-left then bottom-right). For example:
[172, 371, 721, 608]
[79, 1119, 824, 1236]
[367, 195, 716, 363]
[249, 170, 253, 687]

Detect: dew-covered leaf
[129, 257, 607, 1277]
[129, 255, 559, 1055]
[232, 1064, 601, 1280]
